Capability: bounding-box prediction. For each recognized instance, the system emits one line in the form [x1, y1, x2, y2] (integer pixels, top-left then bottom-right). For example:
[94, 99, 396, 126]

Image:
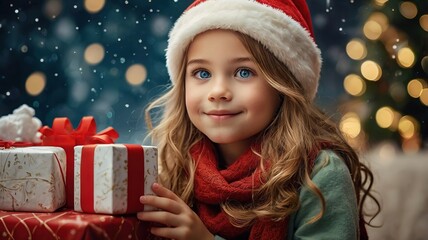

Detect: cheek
[185, 85, 200, 116]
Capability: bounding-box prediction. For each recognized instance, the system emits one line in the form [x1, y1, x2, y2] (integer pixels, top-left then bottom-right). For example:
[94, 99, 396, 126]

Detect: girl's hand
[137, 183, 214, 240]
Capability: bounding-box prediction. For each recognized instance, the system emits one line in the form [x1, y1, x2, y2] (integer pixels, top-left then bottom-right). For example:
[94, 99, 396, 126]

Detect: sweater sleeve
[287, 150, 359, 240]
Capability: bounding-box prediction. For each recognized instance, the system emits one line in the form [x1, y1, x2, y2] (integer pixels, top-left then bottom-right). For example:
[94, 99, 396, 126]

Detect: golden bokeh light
[84, 43, 105, 65]
[363, 20, 383, 40]
[420, 15, 428, 32]
[339, 112, 361, 139]
[25, 72, 46, 96]
[420, 89, 428, 106]
[361, 60, 382, 81]
[346, 39, 367, 60]
[375, 106, 395, 129]
[397, 47, 415, 68]
[399, 1, 418, 19]
[84, 0, 105, 14]
[374, 0, 389, 6]
[369, 12, 389, 31]
[407, 79, 426, 98]
[344, 74, 366, 96]
[398, 115, 419, 139]
[126, 64, 147, 86]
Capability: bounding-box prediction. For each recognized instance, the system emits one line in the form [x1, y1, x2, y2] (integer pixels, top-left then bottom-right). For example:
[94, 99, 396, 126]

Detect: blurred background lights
[374, 0, 389, 7]
[375, 106, 395, 129]
[370, 12, 389, 31]
[420, 15, 428, 32]
[84, 43, 105, 65]
[84, 0, 105, 14]
[363, 12, 389, 41]
[43, 0, 63, 19]
[344, 74, 366, 96]
[25, 72, 46, 96]
[399, 1, 418, 20]
[361, 60, 382, 81]
[407, 79, 426, 98]
[363, 20, 383, 40]
[420, 89, 428, 106]
[125, 64, 147, 86]
[398, 115, 419, 139]
[422, 56, 428, 74]
[339, 112, 361, 139]
[346, 39, 367, 60]
[397, 47, 415, 68]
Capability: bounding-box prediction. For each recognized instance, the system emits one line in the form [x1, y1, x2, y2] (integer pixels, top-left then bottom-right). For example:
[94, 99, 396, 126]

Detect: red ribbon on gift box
[0, 140, 35, 148]
[80, 144, 145, 214]
[39, 116, 119, 208]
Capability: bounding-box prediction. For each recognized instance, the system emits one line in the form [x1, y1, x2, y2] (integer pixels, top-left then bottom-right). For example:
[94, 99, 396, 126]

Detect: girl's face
[185, 30, 281, 151]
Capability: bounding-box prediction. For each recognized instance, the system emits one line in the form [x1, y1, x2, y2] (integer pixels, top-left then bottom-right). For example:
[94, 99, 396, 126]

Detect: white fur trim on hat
[166, 0, 322, 101]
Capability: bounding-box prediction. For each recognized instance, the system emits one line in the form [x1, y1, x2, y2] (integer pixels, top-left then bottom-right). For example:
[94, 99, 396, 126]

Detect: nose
[208, 76, 232, 102]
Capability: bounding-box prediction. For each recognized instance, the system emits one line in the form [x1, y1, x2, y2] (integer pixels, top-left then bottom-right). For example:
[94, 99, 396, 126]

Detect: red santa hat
[166, 0, 322, 101]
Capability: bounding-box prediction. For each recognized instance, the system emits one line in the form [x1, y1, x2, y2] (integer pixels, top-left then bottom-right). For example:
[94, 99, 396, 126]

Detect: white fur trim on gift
[166, 0, 322, 100]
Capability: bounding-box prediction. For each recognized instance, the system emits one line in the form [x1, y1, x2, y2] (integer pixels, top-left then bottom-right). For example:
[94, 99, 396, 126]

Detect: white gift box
[74, 144, 158, 214]
[0, 147, 67, 212]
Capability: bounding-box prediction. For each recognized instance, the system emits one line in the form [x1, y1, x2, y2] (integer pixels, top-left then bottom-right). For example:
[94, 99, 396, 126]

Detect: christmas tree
[340, 0, 428, 152]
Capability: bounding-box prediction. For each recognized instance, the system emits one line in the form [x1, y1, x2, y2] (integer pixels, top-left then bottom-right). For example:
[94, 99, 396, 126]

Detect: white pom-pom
[0, 104, 42, 143]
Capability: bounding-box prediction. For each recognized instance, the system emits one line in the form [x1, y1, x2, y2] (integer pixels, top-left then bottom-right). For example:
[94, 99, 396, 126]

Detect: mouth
[205, 110, 241, 120]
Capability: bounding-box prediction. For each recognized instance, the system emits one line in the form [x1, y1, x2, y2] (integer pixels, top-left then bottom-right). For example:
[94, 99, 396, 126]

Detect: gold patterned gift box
[74, 144, 158, 214]
[0, 147, 67, 212]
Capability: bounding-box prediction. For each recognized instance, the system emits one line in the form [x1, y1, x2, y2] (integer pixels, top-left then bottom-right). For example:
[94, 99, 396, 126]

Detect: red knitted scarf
[191, 139, 287, 240]
[191, 139, 369, 240]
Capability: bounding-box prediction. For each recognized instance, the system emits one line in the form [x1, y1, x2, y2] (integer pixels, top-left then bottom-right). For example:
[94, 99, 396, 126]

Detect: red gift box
[39, 117, 119, 209]
[0, 209, 158, 240]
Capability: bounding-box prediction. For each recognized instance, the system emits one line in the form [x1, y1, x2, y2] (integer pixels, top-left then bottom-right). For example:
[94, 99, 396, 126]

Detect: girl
[137, 0, 380, 239]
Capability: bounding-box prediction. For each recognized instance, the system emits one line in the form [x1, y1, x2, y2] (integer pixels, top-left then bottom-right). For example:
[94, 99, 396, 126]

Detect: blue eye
[235, 68, 253, 79]
[194, 70, 211, 79]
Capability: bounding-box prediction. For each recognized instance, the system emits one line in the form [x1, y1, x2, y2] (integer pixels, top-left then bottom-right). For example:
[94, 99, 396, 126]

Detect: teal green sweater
[214, 150, 359, 240]
[286, 150, 358, 240]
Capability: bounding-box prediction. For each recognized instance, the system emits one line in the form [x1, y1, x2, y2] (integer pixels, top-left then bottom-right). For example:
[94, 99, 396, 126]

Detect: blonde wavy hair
[145, 31, 380, 228]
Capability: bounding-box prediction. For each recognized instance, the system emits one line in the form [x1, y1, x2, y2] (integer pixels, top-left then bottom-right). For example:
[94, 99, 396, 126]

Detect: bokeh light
[84, 0, 105, 14]
[339, 112, 361, 139]
[421, 56, 428, 74]
[374, 0, 389, 7]
[397, 47, 415, 68]
[375, 106, 395, 129]
[346, 39, 367, 60]
[43, 0, 63, 19]
[398, 115, 419, 139]
[25, 72, 46, 96]
[363, 20, 383, 40]
[399, 1, 418, 19]
[407, 79, 426, 98]
[420, 89, 428, 106]
[420, 15, 428, 32]
[84, 43, 105, 65]
[125, 64, 147, 86]
[344, 74, 366, 96]
[361, 60, 382, 81]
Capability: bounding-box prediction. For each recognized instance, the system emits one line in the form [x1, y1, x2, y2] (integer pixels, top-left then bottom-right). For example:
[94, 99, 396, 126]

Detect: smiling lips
[205, 110, 241, 120]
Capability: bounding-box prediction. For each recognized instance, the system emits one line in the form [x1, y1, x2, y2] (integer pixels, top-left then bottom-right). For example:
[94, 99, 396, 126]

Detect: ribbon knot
[39, 116, 119, 145]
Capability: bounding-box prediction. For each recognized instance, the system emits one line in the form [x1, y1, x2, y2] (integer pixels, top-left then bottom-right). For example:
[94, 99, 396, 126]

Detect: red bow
[39, 116, 119, 145]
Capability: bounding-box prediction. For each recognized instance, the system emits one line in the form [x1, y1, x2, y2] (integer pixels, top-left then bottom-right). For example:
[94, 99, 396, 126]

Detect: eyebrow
[186, 57, 254, 66]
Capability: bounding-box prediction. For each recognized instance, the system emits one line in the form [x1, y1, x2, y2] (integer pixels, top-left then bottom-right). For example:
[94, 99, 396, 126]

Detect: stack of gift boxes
[0, 105, 158, 239]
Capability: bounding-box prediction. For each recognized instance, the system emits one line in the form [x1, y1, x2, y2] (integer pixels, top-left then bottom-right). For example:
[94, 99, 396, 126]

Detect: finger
[150, 226, 179, 239]
[151, 183, 183, 202]
[140, 195, 182, 214]
[136, 211, 180, 227]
